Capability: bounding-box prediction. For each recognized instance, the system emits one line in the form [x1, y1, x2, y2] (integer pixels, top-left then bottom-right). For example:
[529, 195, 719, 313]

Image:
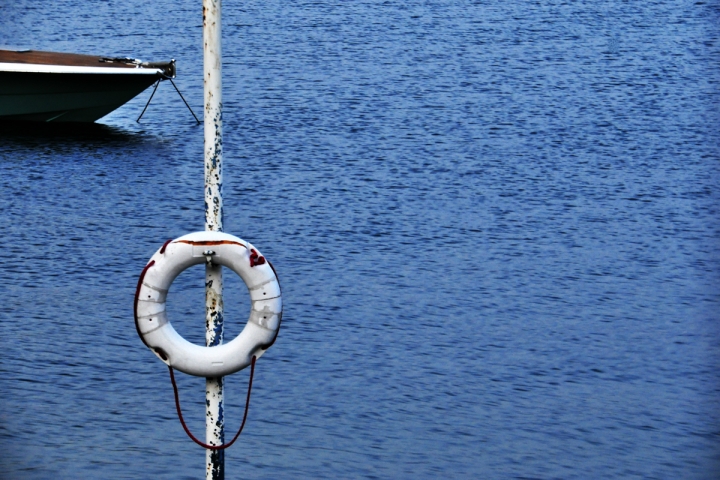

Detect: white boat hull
[0, 50, 174, 122]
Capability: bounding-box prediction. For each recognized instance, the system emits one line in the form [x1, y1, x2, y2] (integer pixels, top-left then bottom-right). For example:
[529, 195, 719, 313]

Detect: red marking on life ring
[249, 249, 266, 267]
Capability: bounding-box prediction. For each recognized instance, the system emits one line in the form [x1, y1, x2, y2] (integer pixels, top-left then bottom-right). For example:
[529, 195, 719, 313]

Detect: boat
[0, 49, 175, 122]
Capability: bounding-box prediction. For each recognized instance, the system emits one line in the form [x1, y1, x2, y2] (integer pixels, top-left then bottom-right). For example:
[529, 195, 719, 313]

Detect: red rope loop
[168, 356, 256, 450]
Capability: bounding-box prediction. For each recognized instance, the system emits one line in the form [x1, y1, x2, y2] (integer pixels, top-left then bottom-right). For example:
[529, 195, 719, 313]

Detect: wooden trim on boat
[0, 49, 175, 77]
[0, 49, 143, 67]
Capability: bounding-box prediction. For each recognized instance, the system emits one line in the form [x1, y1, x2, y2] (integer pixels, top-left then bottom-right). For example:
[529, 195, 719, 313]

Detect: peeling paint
[204, 0, 225, 477]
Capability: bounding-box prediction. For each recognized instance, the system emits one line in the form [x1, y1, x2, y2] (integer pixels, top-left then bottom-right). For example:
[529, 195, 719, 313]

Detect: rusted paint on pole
[203, 0, 224, 478]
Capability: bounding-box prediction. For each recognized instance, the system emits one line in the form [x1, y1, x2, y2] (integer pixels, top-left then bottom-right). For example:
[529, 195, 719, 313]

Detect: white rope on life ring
[134, 231, 282, 377]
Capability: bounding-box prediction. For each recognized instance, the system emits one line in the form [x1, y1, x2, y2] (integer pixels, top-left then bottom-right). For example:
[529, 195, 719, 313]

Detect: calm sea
[1, 1, 719, 478]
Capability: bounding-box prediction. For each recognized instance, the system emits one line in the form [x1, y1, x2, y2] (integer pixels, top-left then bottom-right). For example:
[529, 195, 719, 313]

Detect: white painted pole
[203, 0, 224, 478]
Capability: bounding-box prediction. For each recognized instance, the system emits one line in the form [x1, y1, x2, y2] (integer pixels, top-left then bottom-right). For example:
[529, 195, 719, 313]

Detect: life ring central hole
[166, 264, 252, 346]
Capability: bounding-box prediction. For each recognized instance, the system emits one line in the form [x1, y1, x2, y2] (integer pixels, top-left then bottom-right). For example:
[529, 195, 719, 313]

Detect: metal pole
[203, 0, 224, 478]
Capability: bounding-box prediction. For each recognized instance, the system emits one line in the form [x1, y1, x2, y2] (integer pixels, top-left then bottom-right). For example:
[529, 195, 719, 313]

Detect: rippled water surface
[1, 1, 719, 478]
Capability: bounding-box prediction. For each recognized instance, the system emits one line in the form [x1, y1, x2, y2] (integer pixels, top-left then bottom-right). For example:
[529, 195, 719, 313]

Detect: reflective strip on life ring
[134, 231, 282, 377]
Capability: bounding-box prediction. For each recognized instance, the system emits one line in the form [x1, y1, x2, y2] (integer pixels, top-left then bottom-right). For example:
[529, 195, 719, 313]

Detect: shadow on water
[0, 119, 180, 172]
[0, 120, 155, 148]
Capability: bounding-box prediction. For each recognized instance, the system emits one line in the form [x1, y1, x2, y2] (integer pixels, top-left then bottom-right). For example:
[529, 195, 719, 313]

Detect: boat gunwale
[0, 62, 164, 75]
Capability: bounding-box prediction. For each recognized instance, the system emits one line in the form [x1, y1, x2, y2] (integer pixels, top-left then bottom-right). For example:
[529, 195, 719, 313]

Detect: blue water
[1, 1, 719, 478]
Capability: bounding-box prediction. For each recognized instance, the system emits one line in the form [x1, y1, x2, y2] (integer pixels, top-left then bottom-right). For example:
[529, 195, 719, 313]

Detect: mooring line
[136, 79, 161, 123]
[168, 77, 201, 124]
[137, 76, 201, 124]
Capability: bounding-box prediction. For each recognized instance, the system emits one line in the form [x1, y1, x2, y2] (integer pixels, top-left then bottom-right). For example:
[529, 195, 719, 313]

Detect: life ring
[134, 231, 282, 377]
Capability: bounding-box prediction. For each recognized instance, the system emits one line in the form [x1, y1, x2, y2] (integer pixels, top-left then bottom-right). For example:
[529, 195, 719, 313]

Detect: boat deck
[0, 49, 141, 69]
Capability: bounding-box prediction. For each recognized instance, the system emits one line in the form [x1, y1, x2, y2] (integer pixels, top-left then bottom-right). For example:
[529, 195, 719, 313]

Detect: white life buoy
[134, 231, 282, 377]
